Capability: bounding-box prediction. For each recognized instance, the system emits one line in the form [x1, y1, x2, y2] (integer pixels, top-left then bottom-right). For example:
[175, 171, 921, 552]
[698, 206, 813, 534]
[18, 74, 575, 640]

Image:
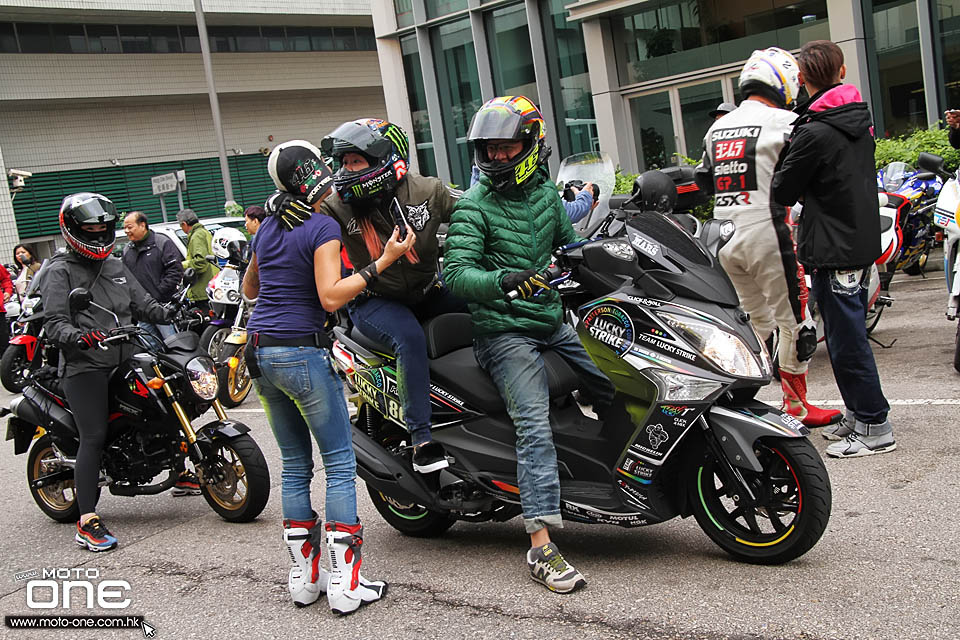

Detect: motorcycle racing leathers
[695, 99, 816, 376]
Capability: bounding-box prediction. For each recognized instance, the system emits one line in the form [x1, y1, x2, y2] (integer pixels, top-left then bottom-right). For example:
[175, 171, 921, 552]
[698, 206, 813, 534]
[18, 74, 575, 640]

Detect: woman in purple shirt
[243, 141, 414, 616]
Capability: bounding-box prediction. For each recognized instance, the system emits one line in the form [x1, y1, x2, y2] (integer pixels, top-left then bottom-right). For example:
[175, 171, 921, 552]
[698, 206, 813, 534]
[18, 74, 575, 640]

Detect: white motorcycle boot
[325, 521, 387, 615]
[282, 514, 329, 607]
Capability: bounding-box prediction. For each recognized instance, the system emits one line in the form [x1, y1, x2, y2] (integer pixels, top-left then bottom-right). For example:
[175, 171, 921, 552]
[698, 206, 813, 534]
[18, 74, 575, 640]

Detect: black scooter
[3, 281, 270, 524]
[330, 174, 832, 565]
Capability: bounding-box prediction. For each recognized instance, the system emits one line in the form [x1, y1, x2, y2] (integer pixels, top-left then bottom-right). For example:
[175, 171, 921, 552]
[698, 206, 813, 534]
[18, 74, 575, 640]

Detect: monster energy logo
[383, 126, 408, 157]
[353, 185, 363, 197]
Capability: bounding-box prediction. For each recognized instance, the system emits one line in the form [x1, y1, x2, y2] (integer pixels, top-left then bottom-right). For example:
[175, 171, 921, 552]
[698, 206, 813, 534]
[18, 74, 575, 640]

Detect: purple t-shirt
[247, 213, 341, 338]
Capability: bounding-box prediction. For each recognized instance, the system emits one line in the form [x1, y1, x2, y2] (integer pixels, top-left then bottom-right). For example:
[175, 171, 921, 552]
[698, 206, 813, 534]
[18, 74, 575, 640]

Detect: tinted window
[16, 23, 54, 53]
[119, 25, 151, 53]
[0, 23, 16, 53]
[87, 24, 121, 53]
[51, 24, 87, 53]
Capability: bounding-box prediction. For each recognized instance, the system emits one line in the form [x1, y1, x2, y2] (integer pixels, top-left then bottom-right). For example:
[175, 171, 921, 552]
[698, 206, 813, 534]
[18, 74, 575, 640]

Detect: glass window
[395, 0, 415, 29]
[678, 81, 724, 159]
[426, 0, 469, 20]
[86, 24, 121, 53]
[356, 27, 376, 50]
[541, 0, 596, 156]
[180, 25, 201, 53]
[865, 0, 924, 136]
[401, 35, 436, 176]
[208, 26, 235, 52]
[235, 26, 263, 52]
[311, 27, 334, 51]
[332, 27, 356, 50]
[262, 26, 285, 52]
[16, 23, 53, 53]
[432, 18, 483, 187]
[51, 23, 87, 53]
[486, 4, 538, 102]
[286, 26, 312, 51]
[936, 0, 960, 114]
[151, 25, 181, 53]
[119, 25, 151, 53]
[0, 22, 16, 53]
[629, 91, 676, 171]
[612, 0, 829, 86]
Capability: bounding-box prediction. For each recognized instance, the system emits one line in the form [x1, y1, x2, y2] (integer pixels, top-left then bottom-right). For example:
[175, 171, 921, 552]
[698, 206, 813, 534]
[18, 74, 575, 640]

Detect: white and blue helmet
[739, 47, 801, 108]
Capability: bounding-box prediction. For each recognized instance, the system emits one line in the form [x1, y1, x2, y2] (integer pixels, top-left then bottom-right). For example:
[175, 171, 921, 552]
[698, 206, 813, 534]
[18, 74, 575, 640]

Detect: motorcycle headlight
[185, 356, 218, 401]
[657, 312, 762, 378]
[645, 369, 723, 401]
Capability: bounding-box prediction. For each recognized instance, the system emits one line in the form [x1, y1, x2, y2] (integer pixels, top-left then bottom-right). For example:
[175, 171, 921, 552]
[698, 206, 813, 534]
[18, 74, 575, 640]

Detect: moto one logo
[26, 569, 131, 609]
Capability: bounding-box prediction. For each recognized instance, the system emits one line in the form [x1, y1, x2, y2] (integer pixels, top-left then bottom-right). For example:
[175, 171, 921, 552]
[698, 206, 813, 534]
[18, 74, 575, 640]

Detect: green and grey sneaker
[826, 420, 896, 458]
[822, 409, 854, 441]
[526, 543, 586, 594]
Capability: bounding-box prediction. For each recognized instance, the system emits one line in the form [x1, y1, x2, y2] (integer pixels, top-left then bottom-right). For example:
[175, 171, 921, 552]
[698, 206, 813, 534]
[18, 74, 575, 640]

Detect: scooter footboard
[352, 427, 440, 509]
[706, 404, 809, 472]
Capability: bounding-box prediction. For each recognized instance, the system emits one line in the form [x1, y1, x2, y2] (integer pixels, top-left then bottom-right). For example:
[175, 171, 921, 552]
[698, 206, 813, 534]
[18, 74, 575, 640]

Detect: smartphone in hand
[390, 198, 409, 240]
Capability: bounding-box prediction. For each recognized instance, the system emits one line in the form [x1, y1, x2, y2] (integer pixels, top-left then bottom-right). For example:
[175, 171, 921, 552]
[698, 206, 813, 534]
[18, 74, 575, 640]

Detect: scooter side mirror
[68, 288, 93, 313]
[700, 218, 736, 258]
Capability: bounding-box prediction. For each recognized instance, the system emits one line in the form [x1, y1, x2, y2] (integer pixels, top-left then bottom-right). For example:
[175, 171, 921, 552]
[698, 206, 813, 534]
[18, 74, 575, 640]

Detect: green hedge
[874, 126, 960, 170]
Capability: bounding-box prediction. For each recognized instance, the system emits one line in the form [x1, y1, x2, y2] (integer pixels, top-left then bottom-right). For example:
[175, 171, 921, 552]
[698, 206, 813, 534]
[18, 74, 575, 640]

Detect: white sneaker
[826, 420, 896, 458]
[527, 543, 586, 594]
[822, 409, 855, 441]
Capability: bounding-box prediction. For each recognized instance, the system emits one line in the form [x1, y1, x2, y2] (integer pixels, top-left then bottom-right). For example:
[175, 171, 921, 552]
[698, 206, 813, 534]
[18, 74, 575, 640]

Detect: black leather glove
[501, 269, 551, 300]
[265, 190, 313, 231]
[76, 329, 107, 351]
[796, 326, 817, 362]
[176, 307, 206, 327]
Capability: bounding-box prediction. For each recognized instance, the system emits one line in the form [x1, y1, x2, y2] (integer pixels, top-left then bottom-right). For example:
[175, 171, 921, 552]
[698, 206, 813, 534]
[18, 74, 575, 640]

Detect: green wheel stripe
[387, 504, 429, 520]
[697, 466, 725, 532]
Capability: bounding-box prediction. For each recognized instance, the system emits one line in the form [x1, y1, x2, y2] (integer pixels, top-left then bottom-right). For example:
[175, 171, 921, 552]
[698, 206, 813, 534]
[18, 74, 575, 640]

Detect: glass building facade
[374, 0, 960, 178]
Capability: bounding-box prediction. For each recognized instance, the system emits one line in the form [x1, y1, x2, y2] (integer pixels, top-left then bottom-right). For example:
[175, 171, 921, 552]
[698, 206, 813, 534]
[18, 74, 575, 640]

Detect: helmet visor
[320, 121, 392, 158]
[467, 106, 523, 142]
[67, 195, 118, 225]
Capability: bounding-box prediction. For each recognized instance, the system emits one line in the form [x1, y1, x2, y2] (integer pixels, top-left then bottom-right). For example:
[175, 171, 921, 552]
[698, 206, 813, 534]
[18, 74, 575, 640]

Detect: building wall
[0, 1, 372, 18]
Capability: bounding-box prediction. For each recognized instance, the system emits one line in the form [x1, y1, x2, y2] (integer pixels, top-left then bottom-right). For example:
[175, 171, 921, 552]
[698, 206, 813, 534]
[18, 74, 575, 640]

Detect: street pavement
[0, 271, 957, 640]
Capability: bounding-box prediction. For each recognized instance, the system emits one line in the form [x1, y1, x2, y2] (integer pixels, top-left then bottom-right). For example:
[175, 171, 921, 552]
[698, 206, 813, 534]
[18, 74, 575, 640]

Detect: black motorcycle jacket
[319, 172, 458, 304]
[772, 85, 881, 269]
[122, 229, 184, 303]
[43, 252, 170, 377]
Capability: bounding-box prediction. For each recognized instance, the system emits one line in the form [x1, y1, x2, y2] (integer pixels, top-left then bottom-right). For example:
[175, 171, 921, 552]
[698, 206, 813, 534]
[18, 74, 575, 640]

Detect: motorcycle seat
[164, 331, 200, 352]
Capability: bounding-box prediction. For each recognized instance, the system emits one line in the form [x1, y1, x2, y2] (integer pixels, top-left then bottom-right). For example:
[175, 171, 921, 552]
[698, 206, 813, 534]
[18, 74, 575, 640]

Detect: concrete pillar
[371, 0, 419, 172]
[581, 18, 635, 172]
[0, 143, 21, 261]
[827, 0, 872, 109]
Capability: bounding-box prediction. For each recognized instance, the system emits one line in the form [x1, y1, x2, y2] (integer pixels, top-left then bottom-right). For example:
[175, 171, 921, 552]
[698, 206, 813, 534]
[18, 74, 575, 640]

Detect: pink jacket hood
[809, 84, 863, 112]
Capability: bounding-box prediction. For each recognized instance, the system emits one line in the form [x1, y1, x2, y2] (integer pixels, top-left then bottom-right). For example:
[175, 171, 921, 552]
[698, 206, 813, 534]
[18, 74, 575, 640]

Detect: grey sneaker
[826, 421, 896, 458]
[822, 410, 854, 441]
[526, 543, 586, 594]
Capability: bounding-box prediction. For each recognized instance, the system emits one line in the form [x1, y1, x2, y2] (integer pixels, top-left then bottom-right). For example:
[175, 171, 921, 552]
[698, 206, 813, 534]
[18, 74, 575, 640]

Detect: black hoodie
[772, 84, 880, 269]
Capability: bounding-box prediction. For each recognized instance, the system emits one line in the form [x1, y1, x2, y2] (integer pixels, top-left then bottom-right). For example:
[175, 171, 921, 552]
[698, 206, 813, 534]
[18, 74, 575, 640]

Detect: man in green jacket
[177, 208, 219, 311]
[444, 96, 615, 594]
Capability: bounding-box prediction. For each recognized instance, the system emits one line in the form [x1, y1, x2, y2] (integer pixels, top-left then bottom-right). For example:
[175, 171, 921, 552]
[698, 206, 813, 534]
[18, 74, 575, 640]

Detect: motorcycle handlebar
[504, 264, 568, 301]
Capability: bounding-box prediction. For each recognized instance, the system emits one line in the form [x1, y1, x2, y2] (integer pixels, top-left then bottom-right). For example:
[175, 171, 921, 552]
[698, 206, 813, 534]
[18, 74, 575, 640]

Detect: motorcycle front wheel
[1, 344, 30, 393]
[216, 344, 251, 408]
[689, 437, 831, 564]
[200, 324, 231, 360]
[199, 434, 270, 522]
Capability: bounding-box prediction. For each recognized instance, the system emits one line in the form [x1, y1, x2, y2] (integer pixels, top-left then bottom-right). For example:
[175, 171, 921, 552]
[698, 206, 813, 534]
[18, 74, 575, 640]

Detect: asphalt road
[1, 271, 958, 640]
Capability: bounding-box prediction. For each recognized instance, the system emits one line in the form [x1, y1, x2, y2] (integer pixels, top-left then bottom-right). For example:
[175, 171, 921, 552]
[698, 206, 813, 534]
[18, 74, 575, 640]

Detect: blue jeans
[474, 323, 616, 534]
[811, 268, 890, 424]
[253, 346, 357, 524]
[139, 322, 176, 351]
[348, 286, 467, 446]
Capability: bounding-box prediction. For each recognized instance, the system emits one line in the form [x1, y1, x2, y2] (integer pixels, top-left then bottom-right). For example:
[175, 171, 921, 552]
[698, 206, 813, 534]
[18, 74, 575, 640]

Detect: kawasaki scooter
[331, 177, 831, 565]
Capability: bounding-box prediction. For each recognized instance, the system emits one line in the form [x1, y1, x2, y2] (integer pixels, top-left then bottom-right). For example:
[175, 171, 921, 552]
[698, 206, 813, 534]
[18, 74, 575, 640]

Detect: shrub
[874, 125, 960, 170]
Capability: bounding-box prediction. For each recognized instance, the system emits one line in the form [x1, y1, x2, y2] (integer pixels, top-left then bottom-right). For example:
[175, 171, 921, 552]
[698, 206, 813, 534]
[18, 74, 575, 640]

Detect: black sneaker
[173, 471, 202, 496]
[412, 441, 449, 474]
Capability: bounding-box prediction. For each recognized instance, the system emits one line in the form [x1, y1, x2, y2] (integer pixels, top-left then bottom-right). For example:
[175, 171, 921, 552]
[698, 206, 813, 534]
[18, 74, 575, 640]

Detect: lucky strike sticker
[583, 305, 635, 357]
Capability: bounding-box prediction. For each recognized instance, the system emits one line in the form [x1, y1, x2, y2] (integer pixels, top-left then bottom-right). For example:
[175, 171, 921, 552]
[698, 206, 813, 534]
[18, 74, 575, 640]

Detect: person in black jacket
[946, 109, 960, 148]
[121, 211, 183, 345]
[772, 40, 895, 458]
[44, 193, 177, 550]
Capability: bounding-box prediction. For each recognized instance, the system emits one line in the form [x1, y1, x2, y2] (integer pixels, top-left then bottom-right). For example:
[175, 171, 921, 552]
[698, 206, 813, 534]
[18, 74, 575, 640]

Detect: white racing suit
[696, 100, 816, 377]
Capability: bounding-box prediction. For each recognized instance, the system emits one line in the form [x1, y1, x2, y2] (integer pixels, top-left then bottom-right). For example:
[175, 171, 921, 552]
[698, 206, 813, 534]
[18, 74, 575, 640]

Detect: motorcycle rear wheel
[366, 484, 456, 537]
[865, 303, 884, 334]
[27, 435, 98, 523]
[903, 249, 929, 276]
[954, 322, 960, 374]
[1, 344, 30, 393]
[216, 344, 251, 408]
[199, 434, 270, 522]
[689, 437, 831, 564]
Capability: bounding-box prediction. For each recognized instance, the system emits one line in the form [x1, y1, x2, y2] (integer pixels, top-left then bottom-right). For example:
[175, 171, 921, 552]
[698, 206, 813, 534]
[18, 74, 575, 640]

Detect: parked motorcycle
[331, 176, 831, 565]
[1, 295, 57, 393]
[876, 160, 942, 277]
[3, 286, 270, 523]
[917, 152, 960, 372]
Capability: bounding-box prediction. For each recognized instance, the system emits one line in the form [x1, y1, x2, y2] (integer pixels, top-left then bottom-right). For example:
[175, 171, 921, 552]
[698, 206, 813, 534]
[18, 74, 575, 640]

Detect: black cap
[708, 102, 737, 118]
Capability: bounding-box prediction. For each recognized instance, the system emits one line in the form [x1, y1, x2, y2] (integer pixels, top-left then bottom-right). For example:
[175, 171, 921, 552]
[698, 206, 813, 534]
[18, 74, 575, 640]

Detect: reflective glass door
[629, 91, 676, 171]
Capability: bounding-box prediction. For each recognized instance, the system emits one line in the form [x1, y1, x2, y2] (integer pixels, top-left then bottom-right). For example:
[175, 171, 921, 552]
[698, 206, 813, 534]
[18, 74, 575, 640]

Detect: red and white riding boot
[780, 371, 842, 427]
[325, 521, 387, 615]
[282, 513, 329, 607]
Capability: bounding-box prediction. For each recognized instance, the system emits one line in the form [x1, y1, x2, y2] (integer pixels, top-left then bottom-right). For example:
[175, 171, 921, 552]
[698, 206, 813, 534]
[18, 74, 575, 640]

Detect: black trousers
[62, 370, 112, 515]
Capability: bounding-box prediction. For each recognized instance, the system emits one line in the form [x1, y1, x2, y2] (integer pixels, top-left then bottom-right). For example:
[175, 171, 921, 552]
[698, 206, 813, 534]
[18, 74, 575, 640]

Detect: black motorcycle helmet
[320, 119, 410, 204]
[632, 171, 678, 214]
[59, 192, 118, 260]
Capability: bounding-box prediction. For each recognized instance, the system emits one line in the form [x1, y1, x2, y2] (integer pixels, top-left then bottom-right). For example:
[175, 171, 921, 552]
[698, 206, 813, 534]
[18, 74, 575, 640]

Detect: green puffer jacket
[443, 169, 580, 337]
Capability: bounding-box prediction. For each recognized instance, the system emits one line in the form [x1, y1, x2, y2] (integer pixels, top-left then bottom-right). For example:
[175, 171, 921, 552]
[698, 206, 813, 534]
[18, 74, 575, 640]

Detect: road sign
[151, 173, 178, 196]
